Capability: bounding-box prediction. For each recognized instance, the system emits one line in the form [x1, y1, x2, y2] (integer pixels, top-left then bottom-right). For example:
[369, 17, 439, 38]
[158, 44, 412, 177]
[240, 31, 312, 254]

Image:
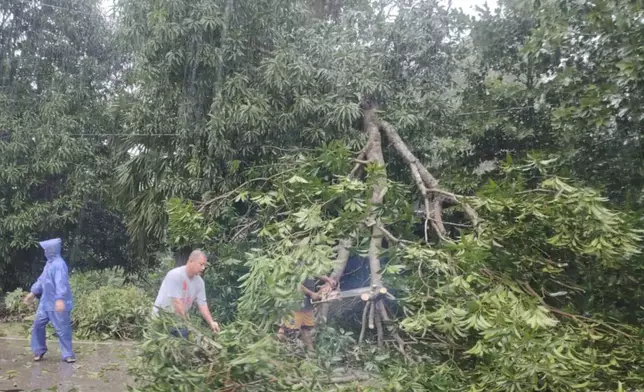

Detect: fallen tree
[321, 100, 480, 353]
[158, 100, 644, 391]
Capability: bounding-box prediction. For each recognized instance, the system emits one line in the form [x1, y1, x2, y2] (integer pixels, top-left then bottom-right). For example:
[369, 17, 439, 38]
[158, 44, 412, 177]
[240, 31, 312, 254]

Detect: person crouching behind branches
[278, 275, 336, 351]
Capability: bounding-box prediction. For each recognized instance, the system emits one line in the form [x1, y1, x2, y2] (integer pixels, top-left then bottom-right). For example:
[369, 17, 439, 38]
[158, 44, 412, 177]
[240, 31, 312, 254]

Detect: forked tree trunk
[323, 100, 480, 356]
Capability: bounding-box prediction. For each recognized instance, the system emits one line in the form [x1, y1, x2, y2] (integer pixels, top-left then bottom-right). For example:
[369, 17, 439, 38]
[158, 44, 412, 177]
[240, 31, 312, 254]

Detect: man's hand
[277, 327, 287, 342]
[23, 292, 35, 305]
[210, 321, 220, 333]
[311, 292, 322, 301]
[55, 299, 65, 312]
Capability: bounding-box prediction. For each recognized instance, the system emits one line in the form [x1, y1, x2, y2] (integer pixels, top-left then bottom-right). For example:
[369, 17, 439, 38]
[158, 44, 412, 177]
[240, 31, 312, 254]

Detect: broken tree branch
[376, 300, 407, 356]
[377, 225, 413, 245]
[327, 373, 372, 384]
[359, 301, 369, 345]
[378, 119, 480, 230]
[375, 307, 384, 348]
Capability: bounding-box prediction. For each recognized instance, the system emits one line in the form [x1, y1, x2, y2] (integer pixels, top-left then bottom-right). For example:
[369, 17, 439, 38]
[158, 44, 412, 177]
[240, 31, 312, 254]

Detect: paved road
[0, 336, 135, 392]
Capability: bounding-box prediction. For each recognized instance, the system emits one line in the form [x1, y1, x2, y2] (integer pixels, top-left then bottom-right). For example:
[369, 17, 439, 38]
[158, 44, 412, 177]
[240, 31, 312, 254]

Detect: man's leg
[278, 312, 300, 342]
[49, 311, 75, 361]
[30, 310, 49, 359]
[170, 327, 189, 338]
[300, 328, 314, 351]
[299, 311, 315, 351]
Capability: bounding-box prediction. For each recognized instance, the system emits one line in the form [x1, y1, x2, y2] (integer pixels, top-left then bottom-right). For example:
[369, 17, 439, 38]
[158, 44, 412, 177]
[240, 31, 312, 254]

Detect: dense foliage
[0, 0, 132, 291]
[2, 0, 644, 390]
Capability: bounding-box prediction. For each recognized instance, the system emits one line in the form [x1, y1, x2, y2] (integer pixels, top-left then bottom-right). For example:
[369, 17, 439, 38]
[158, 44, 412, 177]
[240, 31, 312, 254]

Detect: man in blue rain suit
[23, 238, 76, 363]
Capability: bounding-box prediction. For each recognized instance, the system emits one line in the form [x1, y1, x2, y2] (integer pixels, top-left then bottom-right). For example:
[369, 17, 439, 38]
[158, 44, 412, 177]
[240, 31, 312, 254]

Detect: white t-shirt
[152, 266, 207, 315]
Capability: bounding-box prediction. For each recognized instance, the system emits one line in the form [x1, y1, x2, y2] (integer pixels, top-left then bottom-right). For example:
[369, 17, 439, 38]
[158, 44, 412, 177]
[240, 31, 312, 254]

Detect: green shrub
[69, 267, 128, 297]
[2, 288, 34, 321]
[73, 285, 151, 340]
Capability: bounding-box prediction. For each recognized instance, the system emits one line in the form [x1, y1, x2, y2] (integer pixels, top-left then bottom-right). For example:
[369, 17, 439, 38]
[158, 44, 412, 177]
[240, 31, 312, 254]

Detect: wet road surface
[0, 336, 135, 392]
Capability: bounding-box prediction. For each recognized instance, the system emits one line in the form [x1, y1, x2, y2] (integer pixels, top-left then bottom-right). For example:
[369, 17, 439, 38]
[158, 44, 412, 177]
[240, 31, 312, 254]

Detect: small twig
[549, 278, 585, 293]
[377, 225, 412, 245]
[426, 217, 472, 228]
[423, 197, 432, 242]
[426, 188, 457, 199]
[368, 301, 375, 330]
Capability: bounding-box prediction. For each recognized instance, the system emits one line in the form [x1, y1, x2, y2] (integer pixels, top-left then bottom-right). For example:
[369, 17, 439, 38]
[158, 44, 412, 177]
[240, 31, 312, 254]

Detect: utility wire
[35, 2, 103, 16]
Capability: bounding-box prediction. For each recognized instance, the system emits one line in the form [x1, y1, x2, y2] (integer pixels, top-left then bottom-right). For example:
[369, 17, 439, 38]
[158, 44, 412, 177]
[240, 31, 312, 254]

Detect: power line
[36, 2, 102, 16]
[453, 106, 527, 116]
[73, 133, 179, 137]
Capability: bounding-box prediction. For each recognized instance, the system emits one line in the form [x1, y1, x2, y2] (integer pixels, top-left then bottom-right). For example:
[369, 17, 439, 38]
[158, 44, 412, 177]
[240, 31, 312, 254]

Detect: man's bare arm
[198, 304, 214, 324]
[300, 284, 320, 300]
[316, 275, 336, 287]
[198, 304, 220, 333]
[171, 298, 186, 317]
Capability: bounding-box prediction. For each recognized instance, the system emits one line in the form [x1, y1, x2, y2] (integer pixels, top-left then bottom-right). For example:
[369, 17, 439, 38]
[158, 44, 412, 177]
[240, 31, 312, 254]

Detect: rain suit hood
[39, 238, 62, 262]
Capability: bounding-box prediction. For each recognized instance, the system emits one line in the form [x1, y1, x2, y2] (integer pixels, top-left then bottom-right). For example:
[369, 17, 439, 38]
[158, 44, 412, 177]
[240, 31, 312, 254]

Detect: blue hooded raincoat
[29, 238, 75, 360]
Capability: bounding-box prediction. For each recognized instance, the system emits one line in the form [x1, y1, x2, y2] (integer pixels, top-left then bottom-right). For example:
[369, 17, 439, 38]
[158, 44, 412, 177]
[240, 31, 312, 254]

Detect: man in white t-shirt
[153, 249, 220, 335]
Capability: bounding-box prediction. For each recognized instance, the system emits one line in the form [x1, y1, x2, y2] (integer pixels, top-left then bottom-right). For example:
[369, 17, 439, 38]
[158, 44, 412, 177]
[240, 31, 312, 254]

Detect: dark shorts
[170, 327, 189, 338]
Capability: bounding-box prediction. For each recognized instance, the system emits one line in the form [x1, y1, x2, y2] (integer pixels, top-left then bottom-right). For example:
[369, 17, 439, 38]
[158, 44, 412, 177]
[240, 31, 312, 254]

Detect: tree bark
[363, 103, 386, 287]
[330, 239, 351, 283]
[215, 0, 233, 99]
[375, 308, 384, 348]
[378, 119, 479, 234]
[358, 301, 369, 344]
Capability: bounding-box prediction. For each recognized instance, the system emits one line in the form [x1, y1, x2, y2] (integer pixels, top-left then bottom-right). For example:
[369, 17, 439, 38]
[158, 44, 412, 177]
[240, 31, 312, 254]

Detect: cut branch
[377, 300, 407, 356]
[378, 119, 480, 232]
[379, 120, 440, 188]
[359, 302, 369, 345]
[377, 225, 412, 245]
[375, 308, 384, 348]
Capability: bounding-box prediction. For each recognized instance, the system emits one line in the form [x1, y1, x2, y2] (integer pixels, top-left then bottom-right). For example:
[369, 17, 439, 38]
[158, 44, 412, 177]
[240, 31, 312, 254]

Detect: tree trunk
[174, 246, 192, 267]
[363, 103, 386, 287]
[330, 239, 351, 283]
